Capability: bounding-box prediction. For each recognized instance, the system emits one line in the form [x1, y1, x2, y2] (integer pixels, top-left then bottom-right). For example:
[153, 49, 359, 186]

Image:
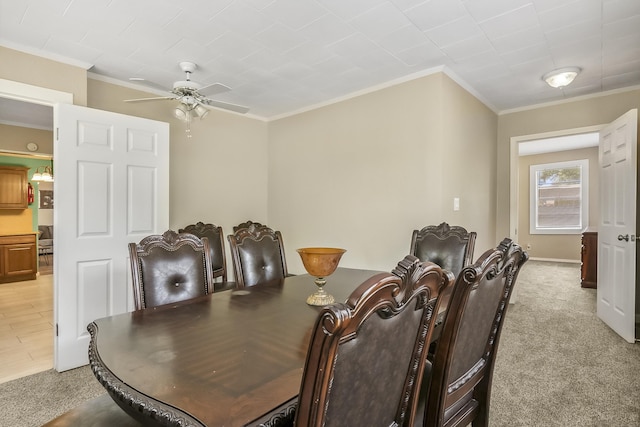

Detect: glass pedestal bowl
[297, 247, 346, 306]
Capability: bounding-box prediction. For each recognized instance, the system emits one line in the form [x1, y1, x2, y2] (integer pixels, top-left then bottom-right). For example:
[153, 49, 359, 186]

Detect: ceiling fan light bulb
[543, 67, 581, 88]
[194, 105, 209, 119]
[174, 104, 189, 121]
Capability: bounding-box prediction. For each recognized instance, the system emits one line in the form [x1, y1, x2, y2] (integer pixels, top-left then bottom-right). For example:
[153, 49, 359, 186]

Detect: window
[530, 159, 588, 234]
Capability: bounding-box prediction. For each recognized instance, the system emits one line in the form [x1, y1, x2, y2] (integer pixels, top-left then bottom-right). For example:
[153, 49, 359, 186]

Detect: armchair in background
[38, 225, 54, 265]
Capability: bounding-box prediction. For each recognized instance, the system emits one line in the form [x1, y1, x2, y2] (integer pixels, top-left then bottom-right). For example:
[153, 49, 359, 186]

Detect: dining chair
[128, 230, 214, 310]
[227, 223, 289, 288]
[248, 255, 454, 427]
[410, 222, 477, 278]
[232, 220, 265, 233]
[179, 221, 228, 283]
[416, 238, 528, 427]
[410, 222, 477, 353]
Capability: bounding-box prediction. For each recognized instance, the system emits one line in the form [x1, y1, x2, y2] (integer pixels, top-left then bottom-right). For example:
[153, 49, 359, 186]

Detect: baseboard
[528, 257, 580, 264]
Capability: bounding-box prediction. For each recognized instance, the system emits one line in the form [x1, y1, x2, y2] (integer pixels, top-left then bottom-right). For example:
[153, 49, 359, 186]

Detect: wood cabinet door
[0, 166, 28, 209]
[1, 243, 36, 281]
[0, 234, 37, 282]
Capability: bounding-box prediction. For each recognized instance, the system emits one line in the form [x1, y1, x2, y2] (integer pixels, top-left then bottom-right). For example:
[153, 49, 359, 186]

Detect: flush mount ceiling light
[542, 67, 581, 88]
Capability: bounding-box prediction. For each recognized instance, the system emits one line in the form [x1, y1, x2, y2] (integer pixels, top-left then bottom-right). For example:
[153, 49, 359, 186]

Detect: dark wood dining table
[88, 267, 382, 427]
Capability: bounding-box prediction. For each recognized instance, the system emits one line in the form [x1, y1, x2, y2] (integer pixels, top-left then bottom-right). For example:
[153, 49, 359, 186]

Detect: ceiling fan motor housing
[173, 80, 200, 92]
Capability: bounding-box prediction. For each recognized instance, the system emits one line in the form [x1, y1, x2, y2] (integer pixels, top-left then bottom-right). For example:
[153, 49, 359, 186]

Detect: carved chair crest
[233, 220, 265, 233]
[180, 221, 219, 235]
[415, 222, 470, 241]
[231, 223, 278, 244]
[136, 230, 206, 255]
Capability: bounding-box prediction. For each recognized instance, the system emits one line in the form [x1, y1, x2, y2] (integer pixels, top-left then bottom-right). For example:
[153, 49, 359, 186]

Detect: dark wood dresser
[580, 227, 597, 288]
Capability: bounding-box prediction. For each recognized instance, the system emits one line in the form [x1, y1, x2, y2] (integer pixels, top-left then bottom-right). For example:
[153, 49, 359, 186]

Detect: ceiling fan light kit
[125, 61, 249, 137]
[543, 67, 581, 88]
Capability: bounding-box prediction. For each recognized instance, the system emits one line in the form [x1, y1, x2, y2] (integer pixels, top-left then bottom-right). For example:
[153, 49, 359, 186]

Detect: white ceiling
[1, 0, 640, 126]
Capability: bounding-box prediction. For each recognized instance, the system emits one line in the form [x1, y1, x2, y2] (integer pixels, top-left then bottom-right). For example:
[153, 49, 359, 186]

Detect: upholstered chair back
[128, 230, 213, 310]
[248, 255, 454, 427]
[410, 222, 477, 278]
[227, 224, 288, 288]
[419, 238, 528, 427]
[179, 222, 227, 282]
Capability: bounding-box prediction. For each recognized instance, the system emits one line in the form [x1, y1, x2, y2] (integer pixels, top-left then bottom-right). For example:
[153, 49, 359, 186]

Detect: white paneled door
[597, 109, 638, 343]
[54, 104, 169, 370]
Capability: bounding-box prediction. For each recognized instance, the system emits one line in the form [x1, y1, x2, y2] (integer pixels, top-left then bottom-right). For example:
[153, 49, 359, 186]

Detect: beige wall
[496, 89, 640, 243]
[0, 46, 88, 106]
[441, 76, 498, 251]
[0, 124, 53, 154]
[3, 47, 500, 277]
[268, 73, 497, 273]
[518, 147, 599, 260]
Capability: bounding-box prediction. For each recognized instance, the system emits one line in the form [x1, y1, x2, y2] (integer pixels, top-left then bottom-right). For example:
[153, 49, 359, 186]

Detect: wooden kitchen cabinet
[0, 165, 29, 209]
[581, 228, 597, 289]
[0, 234, 37, 283]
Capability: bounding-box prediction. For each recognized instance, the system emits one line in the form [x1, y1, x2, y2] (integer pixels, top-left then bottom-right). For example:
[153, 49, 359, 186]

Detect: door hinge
[56, 128, 59, 141]
[55, 323, 59, 336]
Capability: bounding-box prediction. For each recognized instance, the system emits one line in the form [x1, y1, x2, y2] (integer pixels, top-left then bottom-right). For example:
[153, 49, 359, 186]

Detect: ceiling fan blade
[203, 99, 250, 114]
[124, 96, 176, 103]
[198, 83, 231, 96]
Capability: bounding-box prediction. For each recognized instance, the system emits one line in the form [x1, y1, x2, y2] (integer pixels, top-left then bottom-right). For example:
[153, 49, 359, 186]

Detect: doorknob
[618, 234, 630, 241]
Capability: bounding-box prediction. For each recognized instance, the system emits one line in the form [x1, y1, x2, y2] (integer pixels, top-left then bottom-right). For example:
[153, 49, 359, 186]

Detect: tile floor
[0, 273, 53, 384]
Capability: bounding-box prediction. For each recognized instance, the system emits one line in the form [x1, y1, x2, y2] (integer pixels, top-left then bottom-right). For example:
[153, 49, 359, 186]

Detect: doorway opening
[0, 78, 69, 383]
[508, 125, 603, 304]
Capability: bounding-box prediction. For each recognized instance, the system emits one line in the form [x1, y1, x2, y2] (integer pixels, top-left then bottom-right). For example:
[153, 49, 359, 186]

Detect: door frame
[0, 78, 73, 366]
[0, 79, 73, 107]
[508, 124, 604, 303]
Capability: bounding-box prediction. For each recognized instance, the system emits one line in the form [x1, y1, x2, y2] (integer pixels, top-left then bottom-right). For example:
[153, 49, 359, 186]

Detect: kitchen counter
[0, 231, 39, 236]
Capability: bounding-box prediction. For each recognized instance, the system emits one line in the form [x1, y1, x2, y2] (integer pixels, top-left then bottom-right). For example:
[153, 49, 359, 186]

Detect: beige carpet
[0, 261, 638, 426]
[490, 260, 640, 426]
[0, 366, 105, 427]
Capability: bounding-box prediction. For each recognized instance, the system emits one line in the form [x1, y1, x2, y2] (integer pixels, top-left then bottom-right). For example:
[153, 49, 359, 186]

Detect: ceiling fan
[125, 61, 249, 135]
